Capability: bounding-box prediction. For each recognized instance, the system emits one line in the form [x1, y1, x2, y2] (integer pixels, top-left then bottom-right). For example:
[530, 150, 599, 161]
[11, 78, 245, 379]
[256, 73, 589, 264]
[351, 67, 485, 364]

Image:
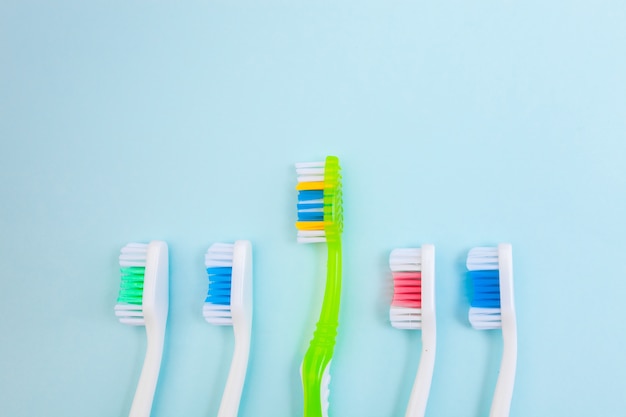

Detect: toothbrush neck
[319, 240, 342, 325]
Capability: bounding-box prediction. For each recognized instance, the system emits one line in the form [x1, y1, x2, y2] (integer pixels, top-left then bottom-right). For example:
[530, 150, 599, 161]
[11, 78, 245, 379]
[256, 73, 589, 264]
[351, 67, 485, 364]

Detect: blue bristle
[207, 267, 232, 275]
[298, 190, 324, 201]
[297, 190, 324, 221]
[297, 202, 324, 210]
[206, 268, 232, 305]
[469, 270, 501, 308]
[298, 211, 324, 221]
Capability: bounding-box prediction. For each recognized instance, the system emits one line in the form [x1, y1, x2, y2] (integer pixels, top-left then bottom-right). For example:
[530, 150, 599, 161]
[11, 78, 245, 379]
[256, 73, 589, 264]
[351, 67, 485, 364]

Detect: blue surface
[1, 1, 626, 417]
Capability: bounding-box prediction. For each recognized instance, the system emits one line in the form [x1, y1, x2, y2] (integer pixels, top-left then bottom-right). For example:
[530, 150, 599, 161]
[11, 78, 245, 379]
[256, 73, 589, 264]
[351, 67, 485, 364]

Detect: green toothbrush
[295, 156, 343, 417]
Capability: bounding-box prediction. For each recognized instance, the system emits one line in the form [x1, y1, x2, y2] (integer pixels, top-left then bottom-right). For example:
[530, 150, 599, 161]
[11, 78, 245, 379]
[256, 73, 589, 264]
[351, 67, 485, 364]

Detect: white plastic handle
[404, 244, 436, 417]
[217, 240, 253, 417]
[129, 330, 165, 417]
[490, 243, 517, 417]
[129, 241, 169, 417]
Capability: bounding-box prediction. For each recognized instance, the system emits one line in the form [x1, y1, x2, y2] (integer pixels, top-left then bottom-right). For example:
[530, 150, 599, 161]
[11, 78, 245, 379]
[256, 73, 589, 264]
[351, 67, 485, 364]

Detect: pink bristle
[392, 271, 422, 308]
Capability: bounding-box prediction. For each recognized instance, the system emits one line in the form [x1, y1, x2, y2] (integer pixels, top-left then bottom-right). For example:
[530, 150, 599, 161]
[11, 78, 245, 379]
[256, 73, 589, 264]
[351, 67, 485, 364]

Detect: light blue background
[1, 1, 625, 416]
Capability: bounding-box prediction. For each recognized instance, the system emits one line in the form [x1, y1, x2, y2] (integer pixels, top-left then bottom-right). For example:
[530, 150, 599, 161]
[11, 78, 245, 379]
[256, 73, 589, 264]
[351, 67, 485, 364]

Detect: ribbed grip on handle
[302, 322, 338, 417]
[302, 240, 342, 417]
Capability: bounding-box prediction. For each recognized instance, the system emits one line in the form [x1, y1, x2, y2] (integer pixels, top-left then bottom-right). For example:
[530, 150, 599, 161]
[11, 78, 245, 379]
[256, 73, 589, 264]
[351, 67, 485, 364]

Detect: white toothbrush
[467, 243, 517, 417]
[114, 241, 169, 417]
[389, 244, 436, 417]
[203, 240, 253, 417]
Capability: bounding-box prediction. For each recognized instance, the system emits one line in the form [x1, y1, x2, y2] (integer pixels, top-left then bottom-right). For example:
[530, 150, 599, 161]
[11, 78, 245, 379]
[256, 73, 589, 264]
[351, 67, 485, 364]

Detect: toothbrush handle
[405, 244, 436, 417]
[405, 336, 436, 417]
[490, 314, 517, 417]
[217, 321, 252, 417]
[302, 241, 342, 417]
[129, 326, 165, 417]
[218, 239, 253, 417]
[302, 323, 336, 417]
[491, 243, 517, 417]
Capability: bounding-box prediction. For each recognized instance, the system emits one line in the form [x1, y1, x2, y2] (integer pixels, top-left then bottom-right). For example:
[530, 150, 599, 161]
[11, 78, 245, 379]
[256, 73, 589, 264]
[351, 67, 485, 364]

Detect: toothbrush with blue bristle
[203, 241, 253, 417]
[467, 243, 517, 417]
[295, 156, 343, 417]
[114, 241, 169, 417]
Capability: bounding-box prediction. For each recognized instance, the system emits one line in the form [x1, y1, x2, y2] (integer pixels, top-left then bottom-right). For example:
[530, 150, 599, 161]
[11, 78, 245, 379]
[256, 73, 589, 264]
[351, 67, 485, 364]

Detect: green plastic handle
[302, 238, 342, 417]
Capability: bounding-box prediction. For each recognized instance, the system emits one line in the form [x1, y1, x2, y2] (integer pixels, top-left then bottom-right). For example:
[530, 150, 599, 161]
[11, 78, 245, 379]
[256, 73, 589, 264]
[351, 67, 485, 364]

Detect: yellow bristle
[295, 221, 325, 230]
[296, 181, 325, 191]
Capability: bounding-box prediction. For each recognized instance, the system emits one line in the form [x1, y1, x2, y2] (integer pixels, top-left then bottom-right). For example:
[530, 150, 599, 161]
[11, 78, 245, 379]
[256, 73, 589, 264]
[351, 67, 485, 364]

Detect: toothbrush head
[388, 245, 437, 417]
[295, 156, 343, 244]
[115, 241, 169, 328]
[467, 244, 514, 330]
[389, 248, 423, 329]
[389, 245, 435, 330]
[203, 241, 253, 327]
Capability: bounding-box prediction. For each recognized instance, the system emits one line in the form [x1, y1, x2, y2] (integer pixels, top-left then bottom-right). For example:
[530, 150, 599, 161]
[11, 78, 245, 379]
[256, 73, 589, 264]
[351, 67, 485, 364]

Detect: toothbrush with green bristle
[295, 156, 343, 417]
[114, 241, 169, 417]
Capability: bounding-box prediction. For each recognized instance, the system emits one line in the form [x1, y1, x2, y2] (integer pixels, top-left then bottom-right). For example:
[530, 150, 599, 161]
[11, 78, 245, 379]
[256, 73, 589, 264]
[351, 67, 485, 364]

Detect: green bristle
[117, 266, 145, 305]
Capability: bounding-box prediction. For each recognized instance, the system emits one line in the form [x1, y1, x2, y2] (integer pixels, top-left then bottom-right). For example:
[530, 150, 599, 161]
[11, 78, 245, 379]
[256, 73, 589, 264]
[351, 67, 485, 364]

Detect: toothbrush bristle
[295, 157, 343, 244]
[295, 161, 326, 243]
[389, 248, 423, 330]
[203, 243, 234, 326]
[467, 247, 502, 330]
[115, 243, 147, 326]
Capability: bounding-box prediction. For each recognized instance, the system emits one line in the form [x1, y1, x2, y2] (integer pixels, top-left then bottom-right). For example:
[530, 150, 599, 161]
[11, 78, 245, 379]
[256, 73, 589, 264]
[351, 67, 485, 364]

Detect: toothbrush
[203, 241, 253, 417]
[295, 156, 343, 417]
[389, 245, 436, 417]
[114, 241, 169, 417]
[467, 243, 517, 417]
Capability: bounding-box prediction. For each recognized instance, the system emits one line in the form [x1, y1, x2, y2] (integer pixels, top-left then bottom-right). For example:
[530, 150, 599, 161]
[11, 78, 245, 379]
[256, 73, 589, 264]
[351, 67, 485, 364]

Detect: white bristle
[298, 207, 324, 212]
[119, 243, 148, 267]
[298, 175, 324, 182]
[467, 247, 499, 271]
[203, 304, 233, 326]
[114, 304, 145, 326]
[295, 161, 324, 169]
[389, 248, 422, 272]
[390, 306, 422, 330]
[205, 243, 234, 268]
[469, 307, 502, 329]
[296, 161, 324, 182]
[297, 168, 324, 175]
[297, 230, 326, 243]
[298, 198, 324, 205]
[204, 243, 234, 325]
